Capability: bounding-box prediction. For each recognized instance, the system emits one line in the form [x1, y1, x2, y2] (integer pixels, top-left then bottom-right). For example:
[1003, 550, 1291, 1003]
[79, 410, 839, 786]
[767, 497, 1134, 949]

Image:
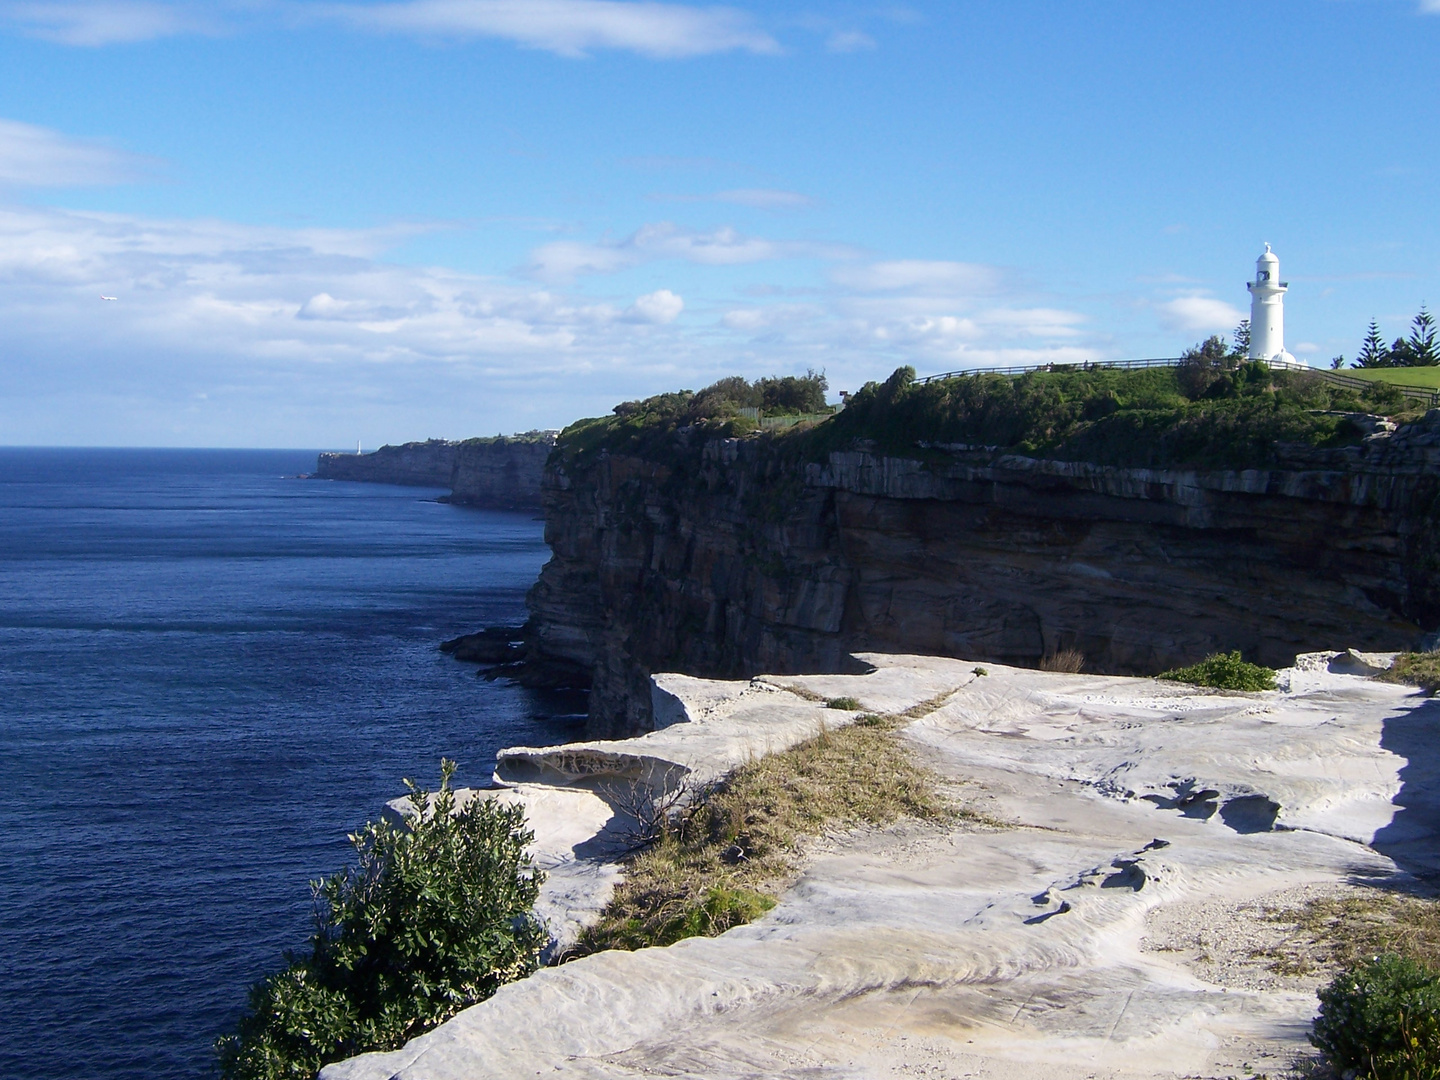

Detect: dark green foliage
[825, 697, 862, 710]
[1312, 955, 1440, 1080]
[1232, 319, 1251, 356]
[216, 761, 544, 1080]
[557, 371, 827, 467]
[1359, 310, 1439, 369]
[1157, 651, 1277, 691]
[804, 354, 1379, 470]
[1408, 307, 1439, 367]
[554, 341, 1431, 477]
[1360, 319, 1394, 368]
[1174, 334, 1247, 399]
[758, 371, 828, 414]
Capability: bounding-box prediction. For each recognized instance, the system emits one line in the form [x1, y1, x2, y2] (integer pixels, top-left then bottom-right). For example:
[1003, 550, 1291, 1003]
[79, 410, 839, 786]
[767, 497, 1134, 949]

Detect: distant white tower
[1246, 244, 1294, 364]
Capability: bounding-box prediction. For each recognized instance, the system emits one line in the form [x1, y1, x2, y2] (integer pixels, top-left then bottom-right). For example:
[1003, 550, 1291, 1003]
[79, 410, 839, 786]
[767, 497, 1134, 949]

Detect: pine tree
[1406, 305, 1438, 366]
[1231, 319, 1251, 358]
[1330, 355, 1346, 370]
[1356, 319, 1391, 368]
[1392, 337, 1415, 367]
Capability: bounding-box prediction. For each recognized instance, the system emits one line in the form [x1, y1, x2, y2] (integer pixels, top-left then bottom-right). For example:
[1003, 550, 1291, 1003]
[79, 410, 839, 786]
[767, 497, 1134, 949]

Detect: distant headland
[313, 432, 556, 510]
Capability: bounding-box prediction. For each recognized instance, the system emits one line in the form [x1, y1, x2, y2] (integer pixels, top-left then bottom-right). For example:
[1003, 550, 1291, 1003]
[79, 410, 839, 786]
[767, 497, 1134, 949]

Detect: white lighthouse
[1246, 244, 1294, 364]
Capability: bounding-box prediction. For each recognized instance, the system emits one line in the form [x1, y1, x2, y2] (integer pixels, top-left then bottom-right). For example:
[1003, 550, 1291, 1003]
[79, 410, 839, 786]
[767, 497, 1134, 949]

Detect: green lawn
[1338, 366, 1440, 389]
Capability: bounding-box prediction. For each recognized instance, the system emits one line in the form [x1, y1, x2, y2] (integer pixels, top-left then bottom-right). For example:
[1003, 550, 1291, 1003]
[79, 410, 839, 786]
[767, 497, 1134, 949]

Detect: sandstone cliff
[314, 435, 555, 509]
[526, 413, 1440, 738]
[446, 438, 553, 509]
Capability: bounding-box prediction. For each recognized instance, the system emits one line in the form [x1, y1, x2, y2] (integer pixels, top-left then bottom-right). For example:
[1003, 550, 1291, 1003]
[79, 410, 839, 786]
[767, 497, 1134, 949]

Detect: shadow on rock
[1219, 794, 1281, 834]
[1373, 696, 1440, 878]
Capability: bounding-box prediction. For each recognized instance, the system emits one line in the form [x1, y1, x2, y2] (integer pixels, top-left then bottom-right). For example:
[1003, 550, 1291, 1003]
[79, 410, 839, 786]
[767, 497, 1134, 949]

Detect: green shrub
[825, 696, 862, 710]
[216, 761, 545, 1080]
[1157, 650, 1277, 691]
[799, 359, 1382, 470]
[1313, 955, 1440, 1080]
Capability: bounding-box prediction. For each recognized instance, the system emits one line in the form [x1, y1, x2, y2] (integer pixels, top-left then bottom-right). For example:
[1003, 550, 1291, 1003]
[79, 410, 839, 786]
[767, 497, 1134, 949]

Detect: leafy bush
[216, 761, 544, 1080]
[1174, 335, 1245, 399]
[1157, 651, 1277, 691]
[825, 696, 862, 710]
[558, 371, 827, 466]
[1313, 955, 1440, 1080]
[757, 371, 828, 415]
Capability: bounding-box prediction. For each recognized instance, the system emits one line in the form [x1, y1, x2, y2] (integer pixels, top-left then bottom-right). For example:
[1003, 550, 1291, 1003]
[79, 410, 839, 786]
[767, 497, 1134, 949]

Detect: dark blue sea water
[0, 448, 582, 1080]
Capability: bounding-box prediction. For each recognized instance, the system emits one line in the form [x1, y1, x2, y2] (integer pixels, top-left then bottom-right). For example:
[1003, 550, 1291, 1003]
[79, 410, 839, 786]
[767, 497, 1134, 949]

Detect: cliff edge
[522, 367, 1440, 738]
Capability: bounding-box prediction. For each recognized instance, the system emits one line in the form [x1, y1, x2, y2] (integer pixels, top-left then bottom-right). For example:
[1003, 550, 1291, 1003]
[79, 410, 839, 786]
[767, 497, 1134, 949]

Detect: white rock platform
[326, 652, 1440, 1080]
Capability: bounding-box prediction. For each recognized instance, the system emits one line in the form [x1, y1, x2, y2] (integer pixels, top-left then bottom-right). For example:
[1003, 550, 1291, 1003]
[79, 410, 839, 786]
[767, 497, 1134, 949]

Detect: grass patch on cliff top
[1379, 651, 1440, 695]
[805, 353, 1423, 470]
[554, 341, 1429, 473]
[568, 711, 957, 957]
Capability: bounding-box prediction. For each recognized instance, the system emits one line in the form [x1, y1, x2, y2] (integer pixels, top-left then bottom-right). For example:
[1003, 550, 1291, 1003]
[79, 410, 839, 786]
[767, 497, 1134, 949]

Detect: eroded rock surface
[326, 652, 1438, 1080]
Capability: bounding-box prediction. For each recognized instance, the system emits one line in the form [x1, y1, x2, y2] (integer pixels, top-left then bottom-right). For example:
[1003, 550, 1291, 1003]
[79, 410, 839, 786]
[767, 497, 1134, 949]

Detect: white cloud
[0, 193, 1123, 443]
[0, 203, 665, 366]
[0, 117, 156, 185]
[1156, 294, 1245, 334]
[524, 221, 849, 281]
[626, 287, 683, 323]
[1422, 0, 1440, 13]
[720, 302, 821, 331]
[1, 0, 217, 44]
[830, 259, 1003, 296]
[323, 0, 779, 57]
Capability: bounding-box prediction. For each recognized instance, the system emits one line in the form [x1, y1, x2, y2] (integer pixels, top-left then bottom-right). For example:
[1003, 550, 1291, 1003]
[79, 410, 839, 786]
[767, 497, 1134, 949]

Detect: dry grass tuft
[766, 680, 826, 703]
[1379, 651, 1440, 695]
[1258, 889, 1440, 976]
[898, 684, 968, 719]
[569, 712, 954, 958]
[1039, 648, 1085, 674]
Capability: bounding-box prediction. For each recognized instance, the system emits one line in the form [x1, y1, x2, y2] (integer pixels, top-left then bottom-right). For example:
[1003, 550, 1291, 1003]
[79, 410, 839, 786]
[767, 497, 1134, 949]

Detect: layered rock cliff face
[527, 413, 1440, 738]
[315, 436, 554, 509]
[447, 439, 552, 508]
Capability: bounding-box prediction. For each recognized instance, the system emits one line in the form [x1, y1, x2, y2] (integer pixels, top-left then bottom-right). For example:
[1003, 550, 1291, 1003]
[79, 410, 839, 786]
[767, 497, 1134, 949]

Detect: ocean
[0, 448, 582, 1080]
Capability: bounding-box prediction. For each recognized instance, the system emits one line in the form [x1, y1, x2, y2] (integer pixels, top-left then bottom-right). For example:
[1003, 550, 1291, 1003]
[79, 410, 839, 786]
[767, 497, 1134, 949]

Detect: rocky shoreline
[323, 650, 1437, 1080]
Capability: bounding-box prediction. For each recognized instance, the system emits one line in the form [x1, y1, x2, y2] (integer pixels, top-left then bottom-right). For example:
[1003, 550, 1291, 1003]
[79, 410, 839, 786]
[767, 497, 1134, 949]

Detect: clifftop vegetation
[555, 370, 828, 465]
[556, 342, 1424, 472]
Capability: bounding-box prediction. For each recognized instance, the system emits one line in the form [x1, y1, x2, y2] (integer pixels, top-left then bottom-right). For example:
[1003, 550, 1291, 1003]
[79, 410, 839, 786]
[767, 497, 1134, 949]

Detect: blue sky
[1, 0, 1437, 447]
